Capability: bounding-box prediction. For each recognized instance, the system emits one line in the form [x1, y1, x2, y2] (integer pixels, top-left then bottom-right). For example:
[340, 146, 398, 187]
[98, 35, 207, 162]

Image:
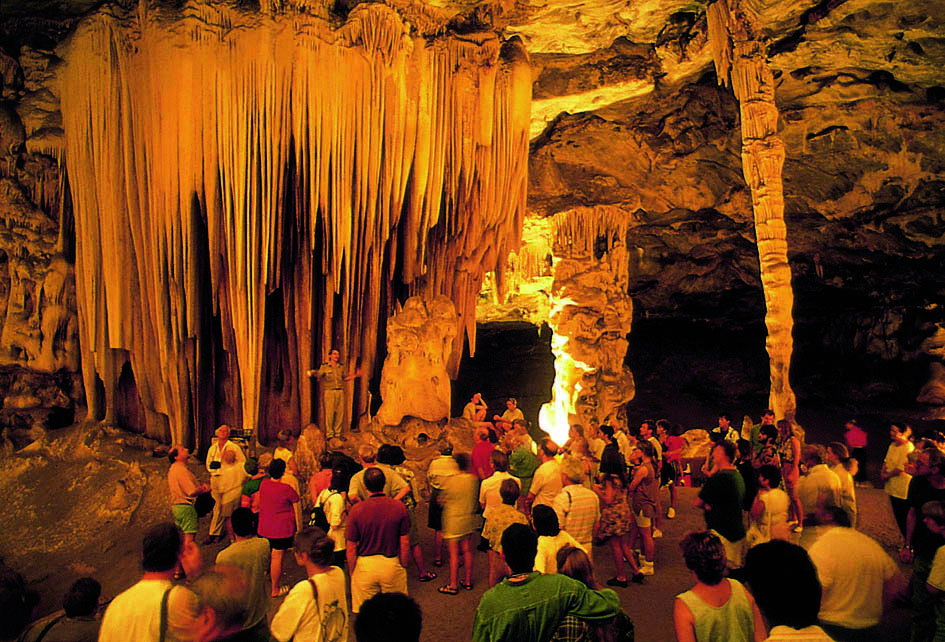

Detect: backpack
[310, 490, 337, 531]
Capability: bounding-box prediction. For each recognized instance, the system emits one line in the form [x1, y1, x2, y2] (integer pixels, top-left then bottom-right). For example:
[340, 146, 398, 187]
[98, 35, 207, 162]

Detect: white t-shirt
[808, 527, 898, 628]
[99, 579, 193, 642]
[479, 471, 519, 518]
[270, 567, 349, 642]
[534, 531, 586, 574]
[883, 441, 914, 499]
[316, 489, 347, 552]
[530, 460, 563, 508]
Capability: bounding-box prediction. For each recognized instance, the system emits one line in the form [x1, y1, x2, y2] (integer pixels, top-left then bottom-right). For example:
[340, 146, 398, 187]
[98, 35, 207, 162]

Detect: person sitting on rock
[494, 398, 524, 435]
[463, 393, 490, 424]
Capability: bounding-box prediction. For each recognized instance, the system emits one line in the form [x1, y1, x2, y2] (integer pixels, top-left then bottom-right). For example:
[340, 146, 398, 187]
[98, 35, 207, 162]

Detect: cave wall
[0, 25, 82, 447]
[528, 46, 945, 406]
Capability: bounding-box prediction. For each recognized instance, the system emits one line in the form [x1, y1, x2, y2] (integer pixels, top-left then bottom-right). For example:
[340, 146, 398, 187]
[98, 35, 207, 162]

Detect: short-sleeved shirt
[883, 441, 914, 499]
[808, 527, 898, 629]
[552, 485, 600, 547]
[480, 471, 519, 517]
[257, 478, 300, 539]
[530, 459, 563, 507]
[168, 462, 199, 505]
[216, 537, 271, 629]
[907, 475, 945, 559]
[699, 468, 746, 542]
[501, 408, 524, 424]
[427, 456, 460, 490]
[346, 493, 409, 558]
[473, 441, 497, 480]
[348, 464, 407, 501]
[317, 362, 344, 389]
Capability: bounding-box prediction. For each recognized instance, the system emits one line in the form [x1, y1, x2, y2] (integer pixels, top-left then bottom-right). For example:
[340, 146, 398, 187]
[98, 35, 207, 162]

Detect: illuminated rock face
[539, 208, 634, 444]
[376, 295, 458, 426]
[55, 2, 530, 445]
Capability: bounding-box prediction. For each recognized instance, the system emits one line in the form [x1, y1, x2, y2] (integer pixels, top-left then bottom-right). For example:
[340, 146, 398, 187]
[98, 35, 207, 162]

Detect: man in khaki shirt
[307, 349, 361, 439]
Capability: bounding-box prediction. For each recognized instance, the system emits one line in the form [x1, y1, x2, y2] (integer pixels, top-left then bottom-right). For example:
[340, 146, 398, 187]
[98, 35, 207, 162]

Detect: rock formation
[376, 295, 458, 426]
[538, 207, 634, 444]
[707, 0, 796, 420]
[55, 1, 530, 446]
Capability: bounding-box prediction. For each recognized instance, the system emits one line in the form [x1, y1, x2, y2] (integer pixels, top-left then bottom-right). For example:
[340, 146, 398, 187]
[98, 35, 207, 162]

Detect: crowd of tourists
[6, 402, 945, 642]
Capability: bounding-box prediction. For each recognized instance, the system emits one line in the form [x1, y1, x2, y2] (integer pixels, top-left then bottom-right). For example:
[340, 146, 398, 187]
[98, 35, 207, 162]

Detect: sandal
[460, 581, 474, 591]
[271, 585, 290, 598]
[419, 572, 437, 582]
[437, 585, 459, 595]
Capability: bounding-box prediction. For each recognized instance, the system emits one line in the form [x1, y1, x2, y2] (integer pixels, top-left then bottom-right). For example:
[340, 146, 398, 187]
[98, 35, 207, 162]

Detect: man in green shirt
[472, 523, 620, 642]
[696, 441, 747, 569]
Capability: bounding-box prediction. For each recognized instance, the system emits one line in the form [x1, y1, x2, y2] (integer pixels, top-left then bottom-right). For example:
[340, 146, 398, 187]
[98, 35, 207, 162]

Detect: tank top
[677, 579, 756, 642]
[777, 436, 796, 465]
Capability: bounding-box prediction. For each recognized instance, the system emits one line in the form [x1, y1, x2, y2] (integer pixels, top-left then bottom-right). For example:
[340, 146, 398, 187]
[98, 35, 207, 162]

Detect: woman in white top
[747, 464, 790, 548]
[881, 424, 914, 538]
[826, 442, 857, 528]
[315, 468, 348, 567]
[271, 528, 348, 642]
[532, 504, 585, 574]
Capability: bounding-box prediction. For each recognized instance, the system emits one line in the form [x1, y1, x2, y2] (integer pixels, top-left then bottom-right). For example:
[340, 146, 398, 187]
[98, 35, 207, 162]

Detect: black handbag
[194, 491, 215, 518]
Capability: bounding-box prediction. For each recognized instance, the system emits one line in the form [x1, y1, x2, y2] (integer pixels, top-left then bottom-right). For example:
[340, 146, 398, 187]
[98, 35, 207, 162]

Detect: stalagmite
[707, 0, 796, 421]
[375, 295, 458, 426]
[538, 206, 634, 446]
[59, 1, 530, 446]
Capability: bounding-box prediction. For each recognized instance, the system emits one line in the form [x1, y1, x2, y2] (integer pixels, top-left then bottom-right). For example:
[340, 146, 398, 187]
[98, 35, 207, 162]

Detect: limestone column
[708, 0, 797, 420]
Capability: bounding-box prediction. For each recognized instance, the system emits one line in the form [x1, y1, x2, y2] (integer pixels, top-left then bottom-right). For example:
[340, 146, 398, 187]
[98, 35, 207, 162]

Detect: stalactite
[539, 206, 634, 446]
[707, 0, 796, 421]
[60, 1, 530, 445]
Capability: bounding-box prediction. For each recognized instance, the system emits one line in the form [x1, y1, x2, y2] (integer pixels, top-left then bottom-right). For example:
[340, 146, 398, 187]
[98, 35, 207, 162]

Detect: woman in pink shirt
[258, 458, 300, 597]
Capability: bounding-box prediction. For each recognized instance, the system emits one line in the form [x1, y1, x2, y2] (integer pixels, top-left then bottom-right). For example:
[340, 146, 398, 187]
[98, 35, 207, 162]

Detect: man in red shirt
[472, 427, 497, 480]
[347, 467, 410, 613]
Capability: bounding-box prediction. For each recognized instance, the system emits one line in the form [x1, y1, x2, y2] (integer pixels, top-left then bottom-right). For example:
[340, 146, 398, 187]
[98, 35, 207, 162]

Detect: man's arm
[566, 580, 620, 622]
[399, 534, 410, 568]
[346, 540, 358, 573]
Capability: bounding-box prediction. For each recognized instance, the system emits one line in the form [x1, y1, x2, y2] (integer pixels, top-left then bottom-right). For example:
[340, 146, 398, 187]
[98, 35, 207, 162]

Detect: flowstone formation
[57, 0, 531, 446]
[538, 207, 634, 445]
[375, 295, 458, 426]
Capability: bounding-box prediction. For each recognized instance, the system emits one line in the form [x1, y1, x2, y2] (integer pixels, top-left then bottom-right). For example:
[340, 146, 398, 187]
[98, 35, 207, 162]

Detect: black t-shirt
[907, 475, 945, 559]
[735, 460, 758, 512]
[699, 468, 746, 542]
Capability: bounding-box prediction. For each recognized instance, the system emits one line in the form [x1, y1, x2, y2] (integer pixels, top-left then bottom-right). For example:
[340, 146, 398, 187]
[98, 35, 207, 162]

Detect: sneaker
[631, 572, 645, 584]
[639, 563, 654, 576]
[666, 507, 675, 519]
[652, 529, 663, 539]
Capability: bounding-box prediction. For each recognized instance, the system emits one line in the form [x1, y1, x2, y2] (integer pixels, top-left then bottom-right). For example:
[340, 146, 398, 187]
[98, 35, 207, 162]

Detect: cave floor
[3, 429, 912, 642]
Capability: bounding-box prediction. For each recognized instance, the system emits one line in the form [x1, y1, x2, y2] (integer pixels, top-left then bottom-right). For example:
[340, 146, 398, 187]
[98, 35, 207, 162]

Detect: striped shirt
[552, 484, 600, 547]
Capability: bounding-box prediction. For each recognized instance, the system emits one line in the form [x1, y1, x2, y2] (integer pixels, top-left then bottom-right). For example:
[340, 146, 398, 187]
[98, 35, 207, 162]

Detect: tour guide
[306, 348, 361, 439]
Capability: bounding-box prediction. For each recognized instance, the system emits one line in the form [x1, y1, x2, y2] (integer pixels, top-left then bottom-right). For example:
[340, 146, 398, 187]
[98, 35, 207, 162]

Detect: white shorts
[350, 555, 407, 613]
